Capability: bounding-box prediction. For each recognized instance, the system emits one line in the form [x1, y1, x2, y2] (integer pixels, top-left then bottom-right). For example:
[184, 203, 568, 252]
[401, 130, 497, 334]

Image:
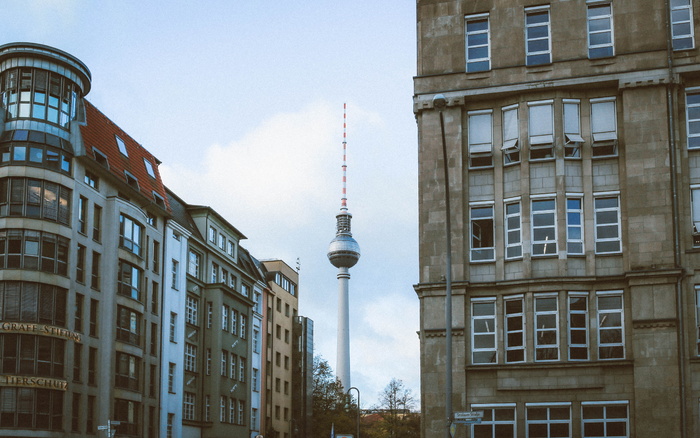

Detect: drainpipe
[663, 1, 687, 437]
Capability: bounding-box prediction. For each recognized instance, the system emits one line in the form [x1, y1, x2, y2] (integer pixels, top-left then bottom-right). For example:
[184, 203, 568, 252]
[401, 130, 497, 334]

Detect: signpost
[98, 420, 121, 438]
[453, 411, 484, 424]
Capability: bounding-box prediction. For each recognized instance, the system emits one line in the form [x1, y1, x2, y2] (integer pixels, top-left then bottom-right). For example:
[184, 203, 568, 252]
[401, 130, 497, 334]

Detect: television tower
[327, 103, 360, 389]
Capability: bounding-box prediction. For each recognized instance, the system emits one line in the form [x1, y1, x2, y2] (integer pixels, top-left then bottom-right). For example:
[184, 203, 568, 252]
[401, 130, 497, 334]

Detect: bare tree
[369, 378, 419, 438]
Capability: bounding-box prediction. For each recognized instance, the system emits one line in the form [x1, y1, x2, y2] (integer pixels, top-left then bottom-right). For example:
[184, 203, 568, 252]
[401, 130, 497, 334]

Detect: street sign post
[453, 411, 484, 424]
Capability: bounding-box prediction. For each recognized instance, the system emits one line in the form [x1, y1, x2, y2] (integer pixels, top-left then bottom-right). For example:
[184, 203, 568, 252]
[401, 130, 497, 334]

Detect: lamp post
[433, 94, 453, 438]
[347, 386, 361, 438]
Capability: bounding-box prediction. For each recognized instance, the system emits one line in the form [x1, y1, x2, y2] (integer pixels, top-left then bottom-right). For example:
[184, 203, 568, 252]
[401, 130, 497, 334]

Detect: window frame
[671, 0, 695, 50]
[471, 297, 497, 364]
[470, 203, 496, 262]
[502, 104, 520, 164]
[504, 295, 525, 363]
[581, 401, 629, 438]
[468, 110, 494, 168]
[504, 199, 522, 260]
[525, 403, 571, 438]
[687, 90, 700, 149]
[587, 2, 615, 59]
[525, 6, 552, 66]
[593, 193, 622, 254]
[597, 290, 625, 360]
[534, 293, 559, 362]
[470, 403, 517, 438]
[563, 99, 583, 158]
[568, 292, 589, 361]
[531, 197, 557, 256]
[566, 196, 585, 255]
[590, 97, 618, 157]
[465, 13, 491, 73]
[528, 100, 554, 160]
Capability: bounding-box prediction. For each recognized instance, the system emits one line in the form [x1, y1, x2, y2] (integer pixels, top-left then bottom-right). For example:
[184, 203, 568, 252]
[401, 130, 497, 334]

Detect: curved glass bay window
[0, 230, 69, 276]
[0, 130, 73, 175]
[0, 387, 63, 430]
[0, 281, 67, 326]
[0, 178, 72, 225]
[1, 68, 77, 128]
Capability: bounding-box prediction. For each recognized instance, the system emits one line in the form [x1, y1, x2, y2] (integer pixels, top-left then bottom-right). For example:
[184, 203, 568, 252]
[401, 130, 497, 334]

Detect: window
[115, 352, 141, 391]
[124, 171, 139, 190]
[471, 404, 516, 438]
[238, 400, 245, 425]
[528, 101, 554, 159]
[687, 92, 700, 149]
[471, 298, 496, 364]
[590, 98, 617, 156]
[597, 291, 624, 359]
[0, 68, 77, 127]
[152, 241, 160, 273]
[229, 398, 236, 423]
[222, 305, 229, 331]
[672, 0, 695, 50]
[470, 204, 495, 261]
[504, 200, 522, 259]
[566, 197, 584, 255]
[76, 244, 85, 283]
[206, 349, 211, 375]
[169, 312, 177, 343]
[468, 110, 493, 167]
[525, 6, 551, 65]
[150, 323, 157, 355]
[182, 392, 195, 420]
[116, 306, 141, 346]
[116, 135, 128, 156]
[207, 302, 213, 328]
[0, 387, 64, 430]
[465, 13, 490, 72]
[72, 393, 81, 432]
[73, 344, 82, 382]
[0, 281, 67, 326]
[84, 170, 98, 189]
[75, 293, 84, 332]
[0, 229, 70, 275]
[186, 295, 198, 325]
[209, 226, 216, 243]
[91, 251, 101, 290]
[168, 363, 175, 393]
[185, 343, 197, 372]
[218, 233, 225, 250]
[692, 187, 700, 245]
[227, 240, 236, 257]
[92, 205, 102, 241]
[502, 104, 519, 164]
[143, 158, 156, 178]
[252, 368, 259, 391]
[221, 350, 227, 376]
[525, 403, 571, 438]
[171, 260, 179, 290]
[211, 262, 219, 283]
[239, 357, 246, 381]
[563, 99, 583, 158]
[89, 299, 98, 337]
[0, 178, 73, 225]
[240, 315, 247, 339]
[114, 399, 141, 436]
[594, 195, 621, 253]
[231, 309, 238, 335]
[504, 296, 525, 363]
[93, 147, 109, 168]
[581, 401, 629, 437]
[535, 294, 559, 361]
[532, 198, 557, 256]
[230, 353, 237, 379]
[88, 346, 97, 385]
[587, 3, 614, 58]
[119, 215, 143, 256]
[151, 281, 159, 314]
[188, 250, 201, 278]
[568, 293, 589, 360]
[118, 261, 142, 301]
[205, 395, 211, 422]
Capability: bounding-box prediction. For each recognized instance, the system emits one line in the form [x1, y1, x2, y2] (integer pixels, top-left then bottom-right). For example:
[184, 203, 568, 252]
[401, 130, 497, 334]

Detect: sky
[1, 1, 420, 407]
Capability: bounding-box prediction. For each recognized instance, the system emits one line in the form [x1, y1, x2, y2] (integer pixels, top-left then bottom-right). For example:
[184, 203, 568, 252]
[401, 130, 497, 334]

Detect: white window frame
[169, 312, 177, 343]
[590, 97, 618, 156]
[502, 104, 520, 164]
[566, 195, 585, 255]
[185, 343, 197, 372]
[534, 293, 559, 361]
[183, 392, 195, 421]
[581, 401, 629, 438]
[671, 0, 695, 50]
[525, 6, 551, 66]
[504, 295, 525, 363]
[468, 110, 494, 168]
[525, 403, 572, 438]
[471, 298, 497, 364]
[208, 226, 216, 243]
[185, 295, 198, 325]
[471, 403, 517, 438]
[597, 290, 625, 360]
[691, 186, 700, 246]
[219, 396, 226, 422]
[115, 135, 128, 157]
[187, 250, 201, 278]
[594, 193, 621, 254]
[528, 100, 554, 160]
[465, 13, 491, 72]
[171, 260, 179, 290]
[504, 199, 523, 259]
[143, 158, 156, 178]
[206, 349, 211, 375]
[568, 292, 589, 361]
[531, 196, 557, 256]
[230, 352, 236, 379]
[231, 309, 238, 336]
[564, 99, 583, 158]
[687, 90, 700, 149]
[470, 202, 496, 262]
[587, 2, 615, 59]
[222, 304, 229, 331]
[168, 362, 175, 393]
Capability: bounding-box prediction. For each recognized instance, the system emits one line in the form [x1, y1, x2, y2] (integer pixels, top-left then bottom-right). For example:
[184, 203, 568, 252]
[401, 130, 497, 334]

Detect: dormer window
[93, 147, 109, 168]
[124, 171, 139, 190]
[153, 192, 165, 208]
[116, 135, 128, 157]
[144, 158, 156, 178]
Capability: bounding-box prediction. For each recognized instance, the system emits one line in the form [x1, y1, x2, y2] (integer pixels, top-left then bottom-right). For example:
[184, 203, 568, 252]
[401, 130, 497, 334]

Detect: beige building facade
[414, 1, 700, 437]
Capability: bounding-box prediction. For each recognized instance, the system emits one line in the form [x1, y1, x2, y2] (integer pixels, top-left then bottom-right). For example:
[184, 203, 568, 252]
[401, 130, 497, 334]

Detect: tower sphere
[327, 233, 361, 268]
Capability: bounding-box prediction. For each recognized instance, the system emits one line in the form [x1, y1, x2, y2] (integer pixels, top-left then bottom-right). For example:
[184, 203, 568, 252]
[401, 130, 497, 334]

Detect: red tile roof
[80, 100, 170, 212]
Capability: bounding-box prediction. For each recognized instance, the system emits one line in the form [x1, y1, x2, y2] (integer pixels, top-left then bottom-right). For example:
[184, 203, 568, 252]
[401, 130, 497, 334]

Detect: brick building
[414, 1, 700, 437]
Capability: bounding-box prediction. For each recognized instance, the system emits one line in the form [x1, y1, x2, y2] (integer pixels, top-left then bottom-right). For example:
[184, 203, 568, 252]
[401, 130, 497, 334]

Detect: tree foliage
[311, 356, 355, 438]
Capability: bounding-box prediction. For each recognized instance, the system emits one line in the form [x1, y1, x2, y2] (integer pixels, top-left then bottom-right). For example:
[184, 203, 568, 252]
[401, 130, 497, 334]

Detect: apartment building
[414, 1, 700, 437]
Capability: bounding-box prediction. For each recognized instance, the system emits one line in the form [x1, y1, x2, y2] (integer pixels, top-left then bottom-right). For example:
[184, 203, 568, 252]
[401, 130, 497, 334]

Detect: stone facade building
[414, 1, 700, 437]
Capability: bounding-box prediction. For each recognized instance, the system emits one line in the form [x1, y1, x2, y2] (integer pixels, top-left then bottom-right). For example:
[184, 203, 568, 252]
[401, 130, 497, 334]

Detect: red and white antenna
[341, 102, 348, 212]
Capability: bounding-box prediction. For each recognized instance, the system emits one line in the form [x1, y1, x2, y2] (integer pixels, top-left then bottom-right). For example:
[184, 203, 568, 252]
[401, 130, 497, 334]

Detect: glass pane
[473, 302, 494, 316]
[598, 295, 622, 310]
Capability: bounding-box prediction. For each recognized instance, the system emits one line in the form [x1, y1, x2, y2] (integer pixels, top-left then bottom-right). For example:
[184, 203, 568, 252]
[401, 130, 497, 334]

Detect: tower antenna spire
[341, 102, 348, 212]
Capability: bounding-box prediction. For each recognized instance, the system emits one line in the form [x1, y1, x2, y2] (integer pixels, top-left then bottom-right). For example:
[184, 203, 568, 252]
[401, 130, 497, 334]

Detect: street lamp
[433, 93, 453, 438]
[347, 386, 361, 438]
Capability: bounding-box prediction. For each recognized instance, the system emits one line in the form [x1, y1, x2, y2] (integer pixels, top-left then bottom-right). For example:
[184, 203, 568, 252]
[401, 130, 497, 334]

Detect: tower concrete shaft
[336, 267, 351, 388]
